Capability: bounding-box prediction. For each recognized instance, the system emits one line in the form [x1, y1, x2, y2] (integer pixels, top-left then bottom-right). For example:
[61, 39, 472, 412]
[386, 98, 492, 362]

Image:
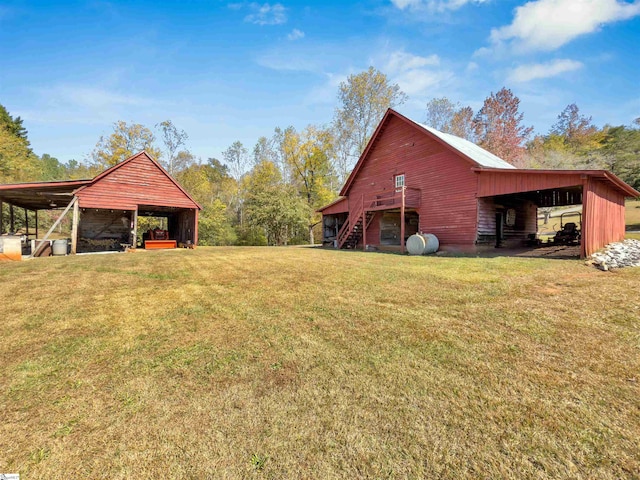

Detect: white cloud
[21, 84, 156, 126]
[305, 72, 350, 105]
[244, 3, 287, 25]
[390, 0, 422, 8]
[51, 85, 151, 109]
[393, 69, 453, 96]
[287, 28, 304, 41]
[256, 50, 322, 72]
[491, 0, 640, 52]
[466, 61, 479, 72]
[385, 50, 440, 73]
[507, 59, 584, 83]
[390, 0, 488, 13]
[380, 49, 453, 96]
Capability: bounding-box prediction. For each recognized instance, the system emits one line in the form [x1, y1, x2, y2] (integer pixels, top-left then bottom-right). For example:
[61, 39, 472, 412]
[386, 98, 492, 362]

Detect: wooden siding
[582, 178, 626, 257]
[477, 171, 584, 197]
[77, 154, 199, 210]
[477, 197, 495, 238]
[350, 115, 479, 246]
[176, 210, 197, 244]
[78, 209, 131, 252]
[477, 197, 537, 245]
[320, 197, 349, 215]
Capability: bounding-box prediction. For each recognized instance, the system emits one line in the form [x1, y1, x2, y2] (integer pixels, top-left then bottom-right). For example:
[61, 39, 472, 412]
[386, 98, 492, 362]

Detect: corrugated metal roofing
[417, 124, 516, 169]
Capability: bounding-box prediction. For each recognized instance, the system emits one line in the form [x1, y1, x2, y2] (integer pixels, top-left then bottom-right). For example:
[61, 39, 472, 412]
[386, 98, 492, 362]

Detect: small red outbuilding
[0, 151, 201, 255]
[319, 109, 639, 257]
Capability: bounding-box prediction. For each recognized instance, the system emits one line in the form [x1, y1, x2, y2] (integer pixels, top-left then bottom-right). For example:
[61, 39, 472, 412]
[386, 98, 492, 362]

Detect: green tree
[525, 104, 606, 169]
[601, 124, 640, 189]
[333, 67, 407, 183]
[156, 120, 190, 175]
[222, 141, 250, 228]
[252, 136, 278, 167]
[199, 198, 238, 246]
[283, 126, 337, 244]
[0, 103, 29, 144]
[223, 140, 249, 181]
[175, 158, 238, 245]
[0, 104, 39, 183]
[90, 120, 161, 169]
[550, 104, 599, 152]
[474, 87, 533, 166]
[244, 160, 307, 245]
[38, 153, 67, 181]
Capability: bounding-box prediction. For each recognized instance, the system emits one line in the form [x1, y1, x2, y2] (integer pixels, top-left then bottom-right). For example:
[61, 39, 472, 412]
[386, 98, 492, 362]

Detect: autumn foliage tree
[474, 87, 533, 166]
[90, 120, 161, 170]
[333, 67, 406, 183]
[283, 126, 337, 244]
[425, 98, 476, 141]
[157, 120, 190, 175]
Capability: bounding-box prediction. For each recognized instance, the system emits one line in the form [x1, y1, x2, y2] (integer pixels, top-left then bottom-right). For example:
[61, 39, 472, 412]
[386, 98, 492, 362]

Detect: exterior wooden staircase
[337, 210, 374, 249]
[335, 187, 421, 251]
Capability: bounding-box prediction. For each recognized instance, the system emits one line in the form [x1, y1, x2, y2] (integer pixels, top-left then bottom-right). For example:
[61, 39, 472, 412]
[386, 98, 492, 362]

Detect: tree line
[1, 67, 638, 245]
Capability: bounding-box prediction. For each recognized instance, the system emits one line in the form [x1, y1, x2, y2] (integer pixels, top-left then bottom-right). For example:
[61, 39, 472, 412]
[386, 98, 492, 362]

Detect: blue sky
[1, 0, 639, 164]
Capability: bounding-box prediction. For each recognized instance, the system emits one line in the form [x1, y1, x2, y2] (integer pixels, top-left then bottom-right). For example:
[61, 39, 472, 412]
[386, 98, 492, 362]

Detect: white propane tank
[406, 233, 439, 255]
[406, 234, 426, 255]
[422, 233, 439, 254]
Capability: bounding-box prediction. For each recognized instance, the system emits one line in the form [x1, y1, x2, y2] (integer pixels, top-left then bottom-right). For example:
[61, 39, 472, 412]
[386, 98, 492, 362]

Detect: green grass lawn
[1, 247, 639, 479]
[626, 199, 640, 231]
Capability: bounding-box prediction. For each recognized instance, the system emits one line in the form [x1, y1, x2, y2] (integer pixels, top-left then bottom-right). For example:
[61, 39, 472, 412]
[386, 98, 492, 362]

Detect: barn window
[395, 174, 405, 190]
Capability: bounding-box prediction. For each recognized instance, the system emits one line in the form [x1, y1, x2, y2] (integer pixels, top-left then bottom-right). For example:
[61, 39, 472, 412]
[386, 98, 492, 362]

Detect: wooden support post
[400, 187, 406, 254]
[70, 198, 79, 254]
[580, 178, 588, 259]
[362, 210, 367, 252]
[0, 200, 3, 234]
[24, 208, 28, 237]
[362, 194, 366, 252]
[10, 204, 15, 233]
[193, 209, 199, 246]
[131, 208, 138, 248]
[35, 210, 38, 239]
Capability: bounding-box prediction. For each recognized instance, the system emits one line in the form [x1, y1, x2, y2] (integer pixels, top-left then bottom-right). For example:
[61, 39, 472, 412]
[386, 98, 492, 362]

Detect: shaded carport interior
[0, 180, 90, 254]
[474, 168, 640, 257]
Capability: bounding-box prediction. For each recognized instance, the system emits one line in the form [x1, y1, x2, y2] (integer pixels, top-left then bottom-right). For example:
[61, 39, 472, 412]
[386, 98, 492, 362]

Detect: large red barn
[319, 109, 639, 257]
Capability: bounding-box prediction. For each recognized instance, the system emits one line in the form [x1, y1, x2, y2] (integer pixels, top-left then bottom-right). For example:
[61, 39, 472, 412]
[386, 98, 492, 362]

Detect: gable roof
[75, 151, 202, 210]
[0, 152, 202, 211]
[340, 108, 514, 196]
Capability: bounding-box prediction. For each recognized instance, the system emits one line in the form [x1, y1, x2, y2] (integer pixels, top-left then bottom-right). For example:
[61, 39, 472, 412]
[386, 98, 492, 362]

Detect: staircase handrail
[337, 196, 364, 248]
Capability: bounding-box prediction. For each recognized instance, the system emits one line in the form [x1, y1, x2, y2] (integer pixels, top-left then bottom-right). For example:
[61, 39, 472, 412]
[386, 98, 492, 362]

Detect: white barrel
[422, 233, 439, 254]
[406, 234, 426, 255]
[52, 239, 68, 256]
[406, 233, 439, 255]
